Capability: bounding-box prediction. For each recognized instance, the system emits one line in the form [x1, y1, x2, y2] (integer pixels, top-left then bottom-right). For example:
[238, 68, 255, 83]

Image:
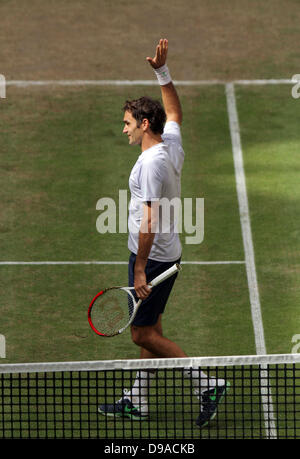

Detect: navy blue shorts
[128, 253, 181, 327]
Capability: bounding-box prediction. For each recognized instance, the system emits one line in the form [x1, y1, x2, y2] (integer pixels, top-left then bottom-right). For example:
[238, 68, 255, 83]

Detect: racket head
[87, 287, 140, 337]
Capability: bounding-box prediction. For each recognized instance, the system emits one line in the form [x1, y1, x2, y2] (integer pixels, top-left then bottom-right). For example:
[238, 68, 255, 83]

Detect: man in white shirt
[124, 97, 184, 357]
[99, 39, 229, 427]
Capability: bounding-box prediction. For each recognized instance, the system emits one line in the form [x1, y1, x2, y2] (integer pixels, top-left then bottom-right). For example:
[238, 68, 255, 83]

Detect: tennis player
[99, 39, 229, 427]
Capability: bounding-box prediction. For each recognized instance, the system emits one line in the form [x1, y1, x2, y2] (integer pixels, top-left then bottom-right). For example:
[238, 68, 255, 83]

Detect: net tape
[1, 353, 299, 374]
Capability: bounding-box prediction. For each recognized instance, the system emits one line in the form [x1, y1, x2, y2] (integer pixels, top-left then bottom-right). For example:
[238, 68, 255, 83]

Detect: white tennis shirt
[128, 121, 185, 262]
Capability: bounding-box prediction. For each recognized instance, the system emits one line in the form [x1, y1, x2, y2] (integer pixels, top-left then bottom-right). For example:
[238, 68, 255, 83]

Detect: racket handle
[149, 263, 181, 288]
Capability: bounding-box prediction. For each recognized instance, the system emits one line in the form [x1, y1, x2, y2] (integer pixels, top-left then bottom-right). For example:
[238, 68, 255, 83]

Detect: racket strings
[90, 288, 135, 336]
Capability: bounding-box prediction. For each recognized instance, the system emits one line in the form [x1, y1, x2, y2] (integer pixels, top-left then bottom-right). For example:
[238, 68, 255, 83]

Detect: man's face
[123, 111, 144, 146]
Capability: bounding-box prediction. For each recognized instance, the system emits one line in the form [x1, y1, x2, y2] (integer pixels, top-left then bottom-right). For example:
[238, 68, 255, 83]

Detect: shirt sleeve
[162, 121, 182, 145]
[139, 157, 165, 202]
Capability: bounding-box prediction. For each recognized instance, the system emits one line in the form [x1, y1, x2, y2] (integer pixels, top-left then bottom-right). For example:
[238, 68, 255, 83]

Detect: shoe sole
[197, 381, 231, 428]
[98, 407, 148, 421]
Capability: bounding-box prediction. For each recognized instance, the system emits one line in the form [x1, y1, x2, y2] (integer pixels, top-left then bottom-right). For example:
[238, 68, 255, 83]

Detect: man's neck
[141, 132, 163, 152]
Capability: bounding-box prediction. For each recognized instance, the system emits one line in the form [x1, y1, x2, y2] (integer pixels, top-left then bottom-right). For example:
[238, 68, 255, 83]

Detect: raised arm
[147, 39, 182, 126]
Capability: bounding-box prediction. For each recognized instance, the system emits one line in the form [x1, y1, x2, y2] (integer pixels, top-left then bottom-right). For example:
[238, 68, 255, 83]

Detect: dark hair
[123, 96, 166, 135]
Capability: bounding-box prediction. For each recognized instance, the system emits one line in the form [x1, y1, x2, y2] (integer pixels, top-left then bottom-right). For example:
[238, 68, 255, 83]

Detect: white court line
[0, 260, 245, 265]
[225, 82, 277, 439]
[6, 78, 294, 87]
[6, 79, 223, 87]
[233, 79, 293, 85]
[225, 83, 266, 355]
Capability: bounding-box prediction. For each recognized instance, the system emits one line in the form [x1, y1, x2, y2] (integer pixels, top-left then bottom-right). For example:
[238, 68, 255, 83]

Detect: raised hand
[146, 38, 168, 69]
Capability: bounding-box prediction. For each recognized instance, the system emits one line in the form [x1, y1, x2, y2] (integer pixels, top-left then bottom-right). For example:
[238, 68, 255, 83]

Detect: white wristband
[154, 64, 172, 86]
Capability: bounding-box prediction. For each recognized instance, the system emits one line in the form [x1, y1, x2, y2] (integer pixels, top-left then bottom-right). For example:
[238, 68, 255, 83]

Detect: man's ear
[141, 118, 150, 131]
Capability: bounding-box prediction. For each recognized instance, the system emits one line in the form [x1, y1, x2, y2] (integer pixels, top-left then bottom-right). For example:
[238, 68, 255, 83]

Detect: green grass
[236, 85, 300, 354]
[0, 85, 251, 363]
[0, 84, 299, 439]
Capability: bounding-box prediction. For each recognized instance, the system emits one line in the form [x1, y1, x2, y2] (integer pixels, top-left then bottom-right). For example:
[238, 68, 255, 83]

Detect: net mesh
[0, 354, 299, 439]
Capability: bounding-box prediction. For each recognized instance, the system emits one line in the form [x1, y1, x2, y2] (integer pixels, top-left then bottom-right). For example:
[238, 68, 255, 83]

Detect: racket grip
[149, 263, 182, 288]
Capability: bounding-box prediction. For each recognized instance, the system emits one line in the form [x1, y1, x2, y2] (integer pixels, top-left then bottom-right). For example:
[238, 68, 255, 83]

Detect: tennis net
[0, 354, 299, 439]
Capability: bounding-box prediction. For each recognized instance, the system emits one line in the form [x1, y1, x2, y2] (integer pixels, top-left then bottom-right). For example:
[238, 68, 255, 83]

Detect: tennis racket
[88, 263, 181, 337]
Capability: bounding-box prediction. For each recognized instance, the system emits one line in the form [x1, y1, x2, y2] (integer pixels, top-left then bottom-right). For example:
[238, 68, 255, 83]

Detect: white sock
[184, 367, 225, 394]
[129, 370, 155, 408]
